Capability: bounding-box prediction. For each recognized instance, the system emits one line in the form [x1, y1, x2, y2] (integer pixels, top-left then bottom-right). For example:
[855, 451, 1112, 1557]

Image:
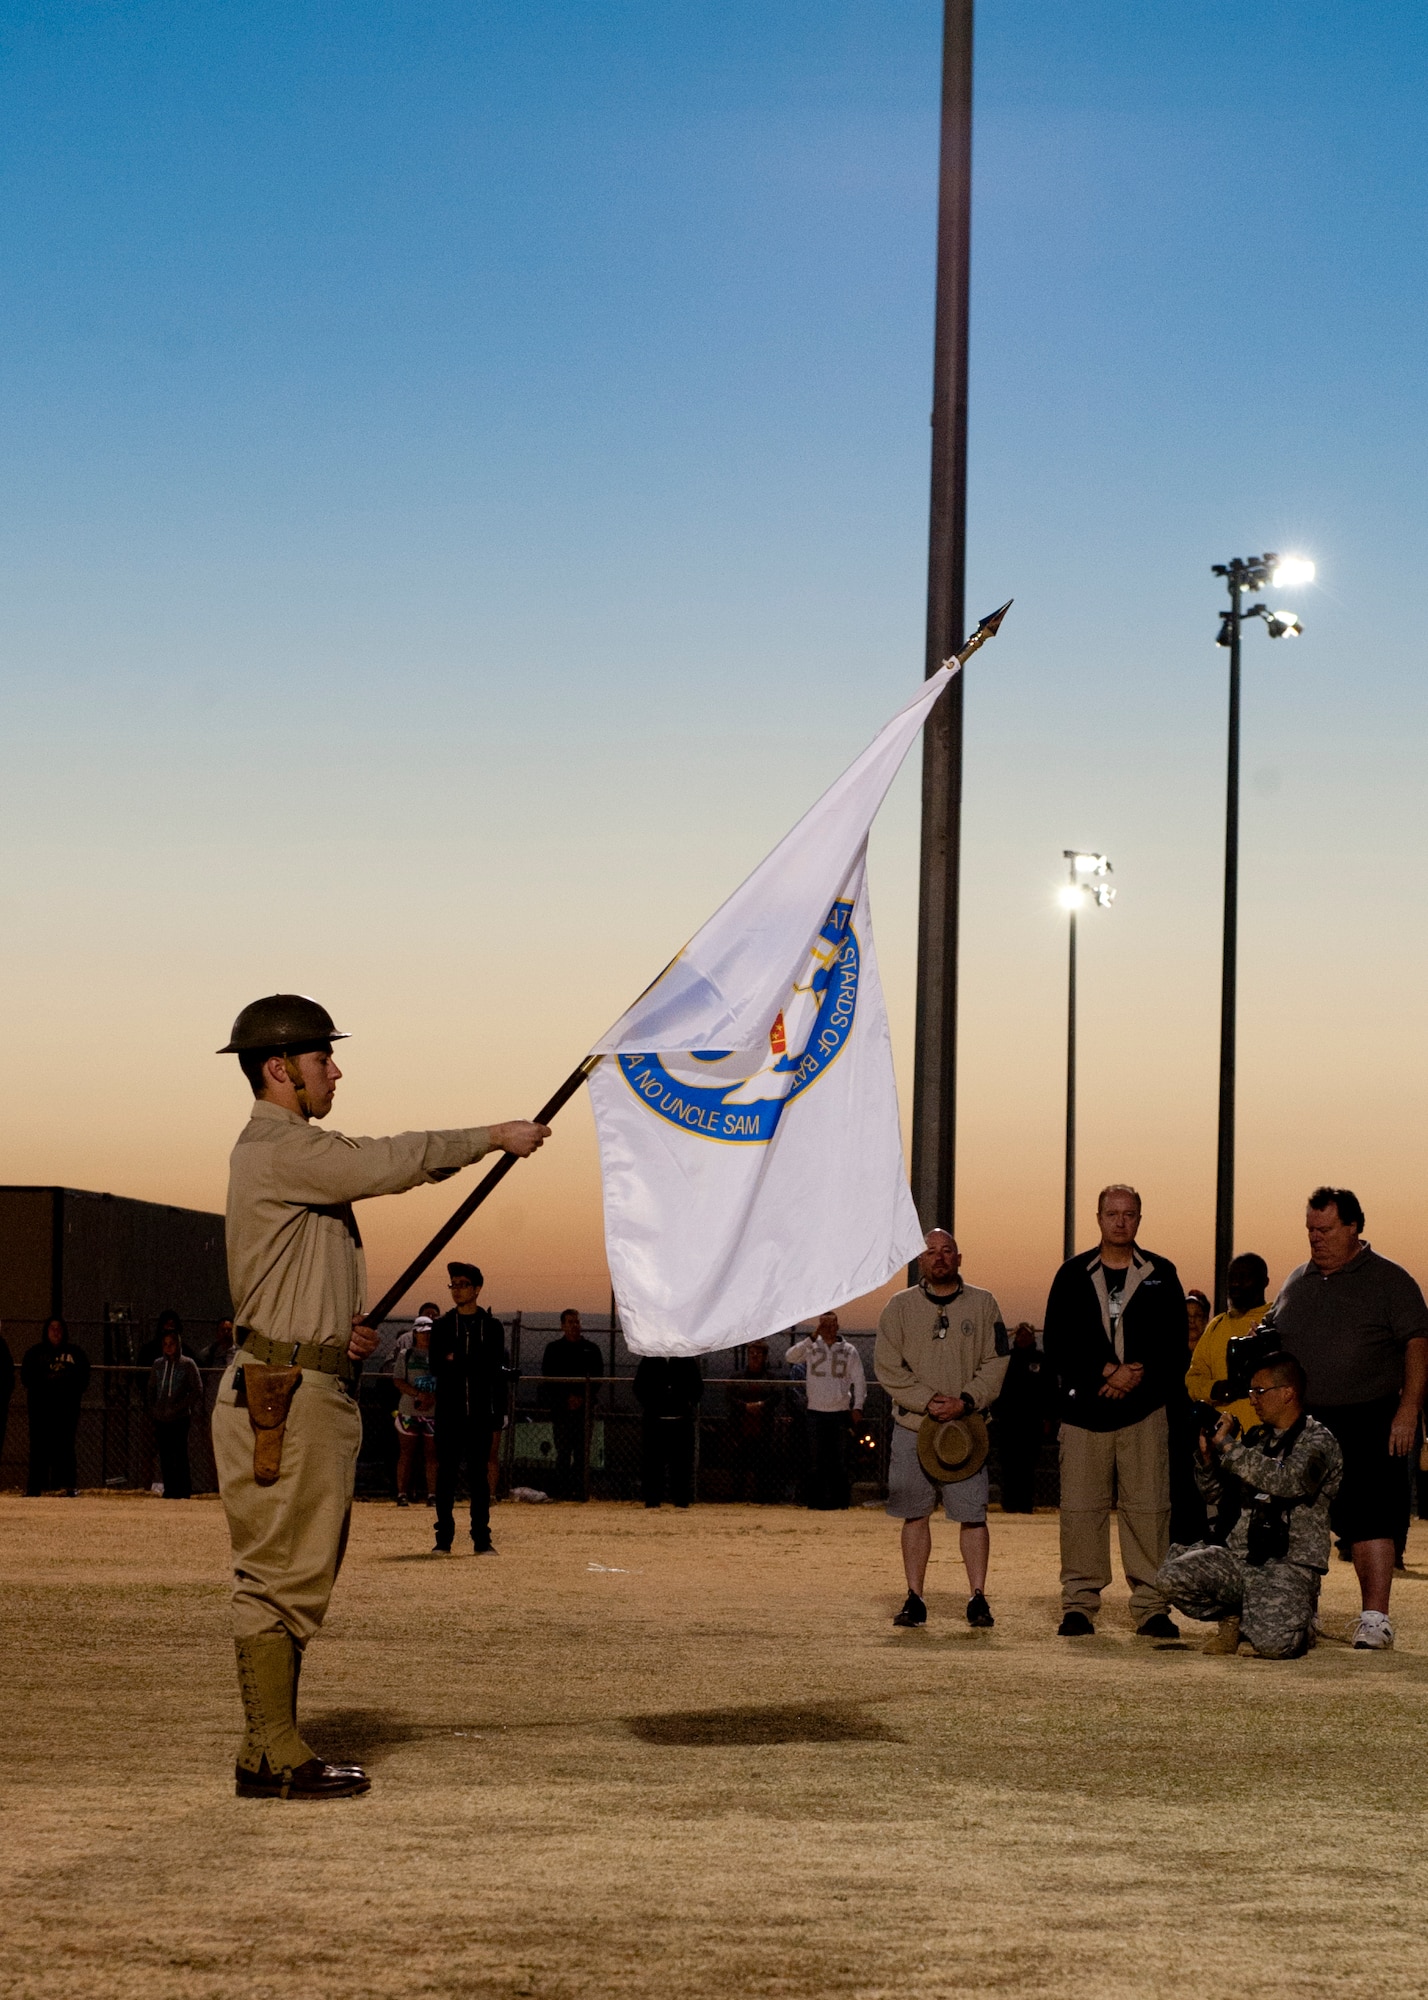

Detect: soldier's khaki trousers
[1058, 1407, 1170, 1621]
[212, 1365, 362, 1644]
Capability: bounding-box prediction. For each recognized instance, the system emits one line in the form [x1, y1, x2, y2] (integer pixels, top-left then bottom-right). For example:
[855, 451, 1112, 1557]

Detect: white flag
[588, 662, 959, 1356]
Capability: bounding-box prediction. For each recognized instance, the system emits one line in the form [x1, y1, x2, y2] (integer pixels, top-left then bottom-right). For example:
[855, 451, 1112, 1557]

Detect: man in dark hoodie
[22, 1317, 90, 1495]
[1042, 1185, 1187, 1638]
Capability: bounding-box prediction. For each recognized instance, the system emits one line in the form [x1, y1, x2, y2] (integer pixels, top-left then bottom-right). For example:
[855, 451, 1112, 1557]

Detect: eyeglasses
[1248, 1384, 1288, 1399]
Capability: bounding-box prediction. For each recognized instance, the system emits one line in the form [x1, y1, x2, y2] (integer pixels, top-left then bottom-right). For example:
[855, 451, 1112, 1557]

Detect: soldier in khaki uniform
[875, 1229, 1010, 1630]
[213, 994, 548, 1799]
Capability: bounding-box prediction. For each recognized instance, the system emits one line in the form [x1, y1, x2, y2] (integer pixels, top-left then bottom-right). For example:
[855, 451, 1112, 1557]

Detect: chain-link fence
[0, 1318, 1062, 1509]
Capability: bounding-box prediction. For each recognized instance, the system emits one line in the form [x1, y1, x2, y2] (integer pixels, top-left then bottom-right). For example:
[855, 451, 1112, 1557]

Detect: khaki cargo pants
[211, 1363, 363, 1644]
[1058, 1406, 1170, 1622]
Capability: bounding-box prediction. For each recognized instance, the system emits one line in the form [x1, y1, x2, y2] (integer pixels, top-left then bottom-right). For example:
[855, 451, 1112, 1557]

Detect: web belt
[237, 1328, 361, 1382]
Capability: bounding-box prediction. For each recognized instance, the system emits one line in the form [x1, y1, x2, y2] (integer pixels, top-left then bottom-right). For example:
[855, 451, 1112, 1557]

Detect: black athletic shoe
[396, 1495, 409, 1508]
[431, 1542, 453, 1557]
[1136, 1613, 1180, 1639]
[966, 1591, 994, 1628]
[1057, 1610, 1095, 1636]
[472, 1539, 497, 1555]
[892, 1591, 927, 1627]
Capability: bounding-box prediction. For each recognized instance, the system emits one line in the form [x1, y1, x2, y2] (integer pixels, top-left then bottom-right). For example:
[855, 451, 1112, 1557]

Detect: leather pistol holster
[244, 1365, 303, 1485]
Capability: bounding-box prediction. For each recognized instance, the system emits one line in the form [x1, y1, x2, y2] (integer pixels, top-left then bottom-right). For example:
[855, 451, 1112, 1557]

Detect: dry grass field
[2, 1494, 1426, 2000]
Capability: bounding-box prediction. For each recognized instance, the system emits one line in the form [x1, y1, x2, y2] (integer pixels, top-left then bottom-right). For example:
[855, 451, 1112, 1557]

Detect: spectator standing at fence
[139, 1307, 192, 1367]
[992, 1324, 1052, 1514]
[392, 1302, 442, 1363]
[1259, 1187, 1428, 1650]
[786, 1313, 866, 1510]
[206, 1319, 238, 1370]
[539, 1310, 604, 1500]
[634, 1356, 703, 1508]
[875, 1230, 1010, 1629]
[728, 1341, 783, 1501]
[1042, 1184, 1186, 1639]
[392, 1315, 439, 1510]
[1187, 1254, 1271, 1438]
[0, 1328, 13, 1477]
[1159, 1353, 1342, 1658]
[146, 1327, 203, 1499]
[22, 1317, 90, 1496]
[1185, 1291, 1211, 1351]
[430, 1264, 510, 1553]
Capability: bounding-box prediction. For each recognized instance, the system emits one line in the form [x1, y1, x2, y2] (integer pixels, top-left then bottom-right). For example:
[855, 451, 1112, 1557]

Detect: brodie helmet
[217, 994, 349, 1056]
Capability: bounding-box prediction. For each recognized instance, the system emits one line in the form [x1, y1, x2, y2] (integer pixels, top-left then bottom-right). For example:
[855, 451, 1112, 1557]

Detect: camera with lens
[1212, 1321, 1282, 1405]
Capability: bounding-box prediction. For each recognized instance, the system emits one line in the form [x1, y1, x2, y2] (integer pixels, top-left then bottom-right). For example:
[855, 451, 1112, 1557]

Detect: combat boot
[1202, 1616, 1241, 1655]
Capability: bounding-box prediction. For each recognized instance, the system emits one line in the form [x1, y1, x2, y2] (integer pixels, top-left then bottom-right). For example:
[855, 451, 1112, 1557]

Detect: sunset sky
[3, 2, 1426, 1330]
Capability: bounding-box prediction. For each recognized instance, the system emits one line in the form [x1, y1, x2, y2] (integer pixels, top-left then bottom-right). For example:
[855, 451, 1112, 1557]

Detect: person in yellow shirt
[1187, 1253, 1271, 1433]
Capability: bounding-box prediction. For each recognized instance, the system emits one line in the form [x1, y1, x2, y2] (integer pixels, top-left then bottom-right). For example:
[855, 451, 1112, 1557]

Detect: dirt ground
[2, 1495, 1426, 2000]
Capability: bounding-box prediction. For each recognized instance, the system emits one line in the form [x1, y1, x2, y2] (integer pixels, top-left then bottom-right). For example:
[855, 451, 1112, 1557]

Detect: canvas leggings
[1058, 1407, 1170, 1621]
[1159, 1542, 1320, 1658]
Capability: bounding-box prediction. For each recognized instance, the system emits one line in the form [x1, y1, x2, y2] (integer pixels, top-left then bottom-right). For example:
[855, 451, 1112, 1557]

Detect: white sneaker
[150, 1482, 164, 1497]
[1352, 1611, 1394, 1650]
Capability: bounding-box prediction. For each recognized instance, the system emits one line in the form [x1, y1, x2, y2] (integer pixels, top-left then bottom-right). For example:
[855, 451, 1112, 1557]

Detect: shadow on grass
[626, 1702, 901, 1747]
[304, 1709, 437, 1764]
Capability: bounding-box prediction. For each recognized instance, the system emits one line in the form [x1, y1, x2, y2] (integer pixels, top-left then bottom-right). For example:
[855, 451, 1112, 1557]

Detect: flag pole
[912, 0, 975, 1238]
[359, 1054, 601, 1329]
[359, 602, 1010, 1332]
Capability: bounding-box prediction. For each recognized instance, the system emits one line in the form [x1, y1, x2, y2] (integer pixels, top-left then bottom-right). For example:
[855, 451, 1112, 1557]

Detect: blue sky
[2, 1, 1425, 1318]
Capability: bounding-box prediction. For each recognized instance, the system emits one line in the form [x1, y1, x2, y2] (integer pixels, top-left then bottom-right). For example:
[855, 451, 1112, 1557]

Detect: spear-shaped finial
[951, 598, 1013, 669]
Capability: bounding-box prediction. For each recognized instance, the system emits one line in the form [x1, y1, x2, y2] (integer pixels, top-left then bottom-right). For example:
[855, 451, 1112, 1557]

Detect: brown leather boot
[1202, 1615, 1241, 1655]
[235, 1756, 371, 1800]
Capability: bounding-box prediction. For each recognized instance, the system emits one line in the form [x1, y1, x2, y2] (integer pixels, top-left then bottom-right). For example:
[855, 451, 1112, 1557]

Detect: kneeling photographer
[1157, 1354, 1342, 1658]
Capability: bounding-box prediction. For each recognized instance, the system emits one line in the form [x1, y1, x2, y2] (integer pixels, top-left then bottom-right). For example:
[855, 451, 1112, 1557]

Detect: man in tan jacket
[875, 1230, 1010, 1630]
[213, 993, 548, 1799]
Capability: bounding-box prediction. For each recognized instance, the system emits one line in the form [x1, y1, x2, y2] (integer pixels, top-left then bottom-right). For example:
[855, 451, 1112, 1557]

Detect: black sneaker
[1136, 1613, 1180, 1639]
[1058, 1610, 1095, 1636]
[396, 1495, 409, 1508]
[472, 1539, 497, 1555]
[892, 1591, 927, 1627]
[966, 1591, 994, 1628]
[431, 1542, 453, 1557]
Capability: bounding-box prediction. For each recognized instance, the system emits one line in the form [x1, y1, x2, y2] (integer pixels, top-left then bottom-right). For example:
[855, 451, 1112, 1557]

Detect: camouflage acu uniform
[1158, 1415, 1343, 1658]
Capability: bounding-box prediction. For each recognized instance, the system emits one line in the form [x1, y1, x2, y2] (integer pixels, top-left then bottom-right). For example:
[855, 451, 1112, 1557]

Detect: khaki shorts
[885, 1422, 989, 1524]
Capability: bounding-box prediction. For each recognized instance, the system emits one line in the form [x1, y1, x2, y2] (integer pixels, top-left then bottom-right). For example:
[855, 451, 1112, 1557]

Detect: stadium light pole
[1059, 853, 1114, 1262]
[1210, 552, 1313, 1310]
[911, 0, 974, 1236]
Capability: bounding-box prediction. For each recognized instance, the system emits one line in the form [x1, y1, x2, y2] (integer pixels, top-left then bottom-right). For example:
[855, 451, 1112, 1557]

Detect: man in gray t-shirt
[1262, 1186, 1428, 1650]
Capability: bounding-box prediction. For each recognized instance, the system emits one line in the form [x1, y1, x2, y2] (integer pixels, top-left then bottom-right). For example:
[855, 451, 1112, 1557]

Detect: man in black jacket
[539, 1311, 605, 1499]
[1042, 1185, 1187, 1638]
[633, 1356, 704, 1508]
[429, 1262, 511, 1554]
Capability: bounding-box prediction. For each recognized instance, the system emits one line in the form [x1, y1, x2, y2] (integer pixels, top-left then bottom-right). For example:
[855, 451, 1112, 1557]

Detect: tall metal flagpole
[1214, 579, 1243, 1313]
[1063, 897, 1078, 1263]
[911, 0, 974, 1234]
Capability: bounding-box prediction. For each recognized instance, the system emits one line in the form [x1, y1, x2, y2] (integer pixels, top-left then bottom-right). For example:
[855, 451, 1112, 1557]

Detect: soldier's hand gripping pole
[358, 1054, 602, 1331]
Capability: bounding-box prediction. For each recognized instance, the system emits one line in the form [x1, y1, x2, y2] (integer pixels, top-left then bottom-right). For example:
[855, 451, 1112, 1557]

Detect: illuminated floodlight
[1091, 883, 1116, 909]
[1071, 852, 1111, 878]
[1265, 611, 1303, 638]
[1271, 556, 1315, 589]
[1058, 884, 1086, 911]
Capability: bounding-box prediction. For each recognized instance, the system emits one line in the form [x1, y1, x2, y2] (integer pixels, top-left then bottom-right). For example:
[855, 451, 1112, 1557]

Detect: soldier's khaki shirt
[875, 1282, 1010, 1431]
[226, 1102, 492, 1351]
